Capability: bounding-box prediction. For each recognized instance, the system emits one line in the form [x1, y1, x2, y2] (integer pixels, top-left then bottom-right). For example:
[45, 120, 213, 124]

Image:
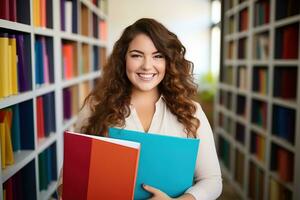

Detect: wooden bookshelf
[0, 0, 108, 199]
[216, 0, 300, 199]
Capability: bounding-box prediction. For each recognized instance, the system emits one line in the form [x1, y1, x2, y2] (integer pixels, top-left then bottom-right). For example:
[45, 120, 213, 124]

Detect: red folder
[62, 131, 140, 200]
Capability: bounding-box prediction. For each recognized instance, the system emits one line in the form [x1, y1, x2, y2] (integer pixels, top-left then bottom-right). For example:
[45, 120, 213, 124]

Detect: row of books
[275, 23, 299, 59]
[63, 85, 80, 121]
[3, 160, 36, 200]
[93, 46, 104, 71]
[275, 0, 300, 20]
[226, 41, 234, 59]
[253, 33, 269, 60]
[238, 38, 247, 59]
[61, 0, 78, 33]
[0, 0, 30, 24]
[62, 42, 78, 80]
[248, 161, 264, 200]
[272, 105, 296, 144]
[235, 122, 245, 145]
[254, 0, 270, 27]
[36, 92, 56, 140]
[273, 67, 297, 100]
[269, 178, 292, 200]
[250, 132, 266, 162]
[219, 90, 233, 111]
[222, 66, 233, 85]
[0, 100, 35, 169]
[0, 33, 32, 99]
[236, 95, 246, 118]
[271, 144, 294, 182]
[33, 0, 53, 28]
[253, 67, 268, 95]
[237, 66, 247, 90]
[239, 8, 249, 32]
[0, 108, 14, 169]
[234, 149, 245, 187]
[35, 36, 54, 86]
[38, 143, 57, 191]
[251, 99, 267, 129]
[218, 135, 231, 170]
[63, 81, 93, 121]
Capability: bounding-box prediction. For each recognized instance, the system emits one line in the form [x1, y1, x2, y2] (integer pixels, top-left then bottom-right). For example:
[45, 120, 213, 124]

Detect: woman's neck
[130, 88, 160, 107]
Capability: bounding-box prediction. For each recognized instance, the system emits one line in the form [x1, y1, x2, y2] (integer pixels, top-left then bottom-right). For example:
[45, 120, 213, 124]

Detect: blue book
[109, 128, 200, 200]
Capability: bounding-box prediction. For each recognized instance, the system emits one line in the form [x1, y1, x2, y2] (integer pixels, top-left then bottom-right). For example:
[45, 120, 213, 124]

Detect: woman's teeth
[137, 73, 156, 80]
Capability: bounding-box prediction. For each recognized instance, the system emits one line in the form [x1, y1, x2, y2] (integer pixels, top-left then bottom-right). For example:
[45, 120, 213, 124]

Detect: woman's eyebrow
[128, 50, 144, 54]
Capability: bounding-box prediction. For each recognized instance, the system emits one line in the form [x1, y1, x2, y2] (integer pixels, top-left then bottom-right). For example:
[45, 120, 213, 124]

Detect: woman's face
[125, 34, 166, 93]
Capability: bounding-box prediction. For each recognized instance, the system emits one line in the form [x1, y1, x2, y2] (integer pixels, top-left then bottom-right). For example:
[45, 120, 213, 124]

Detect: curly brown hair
[81, 18, 200, 138]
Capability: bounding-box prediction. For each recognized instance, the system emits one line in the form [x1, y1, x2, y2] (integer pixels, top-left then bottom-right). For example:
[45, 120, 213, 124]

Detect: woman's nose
[141, 57, 153, 70]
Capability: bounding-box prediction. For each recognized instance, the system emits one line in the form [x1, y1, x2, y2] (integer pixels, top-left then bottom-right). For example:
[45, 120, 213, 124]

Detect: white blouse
[73, 96, 222, 200]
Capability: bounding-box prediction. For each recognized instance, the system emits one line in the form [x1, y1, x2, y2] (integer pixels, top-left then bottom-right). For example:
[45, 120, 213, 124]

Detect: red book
[277, 148, 293, 182]
[36, 97, 45, 139]
[63, 44, 74, 80]
[0, 0, 10, 20]
[4, 178, 14, 200]
[9, 0, 17, 22]
[282, 25, 299, 59]
[63, 131, 140, 200]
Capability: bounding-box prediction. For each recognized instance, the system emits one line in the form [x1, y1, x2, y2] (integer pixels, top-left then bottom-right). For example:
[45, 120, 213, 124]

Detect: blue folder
[109, 128, 200, 200]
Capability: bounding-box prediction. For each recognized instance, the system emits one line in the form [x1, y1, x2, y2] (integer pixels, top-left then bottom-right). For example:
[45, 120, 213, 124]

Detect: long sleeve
[185, 103, 222, 200]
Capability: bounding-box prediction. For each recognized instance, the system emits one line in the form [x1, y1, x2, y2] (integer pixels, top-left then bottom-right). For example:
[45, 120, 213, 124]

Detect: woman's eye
[131, 54, 142, 58]
[154, 54, 164, 59]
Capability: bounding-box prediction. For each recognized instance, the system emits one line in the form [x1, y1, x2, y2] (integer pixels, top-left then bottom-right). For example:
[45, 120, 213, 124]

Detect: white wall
[107, 0, 211, 80]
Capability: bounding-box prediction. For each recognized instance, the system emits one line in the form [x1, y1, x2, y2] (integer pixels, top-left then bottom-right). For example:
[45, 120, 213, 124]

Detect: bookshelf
[216, 0, 300, 199]
[0, 0, 108, 199]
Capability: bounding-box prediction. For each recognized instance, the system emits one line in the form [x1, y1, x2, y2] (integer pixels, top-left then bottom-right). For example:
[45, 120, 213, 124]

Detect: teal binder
[109, 128, 200, 200]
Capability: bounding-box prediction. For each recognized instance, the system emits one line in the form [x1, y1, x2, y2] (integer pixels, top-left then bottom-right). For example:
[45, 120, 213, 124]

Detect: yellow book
[9, 37, 18, 95]
[269, 178, 280, 200]
[4, 110, 14, 166]
[0, 35, 9, 98]
[0, 122, 6, 169]
[7, 43, 12, 96]
[33, 0, 40, 27]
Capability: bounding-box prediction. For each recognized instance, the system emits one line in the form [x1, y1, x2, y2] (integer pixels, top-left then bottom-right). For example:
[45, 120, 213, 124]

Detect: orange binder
[62, 131, 140, 200]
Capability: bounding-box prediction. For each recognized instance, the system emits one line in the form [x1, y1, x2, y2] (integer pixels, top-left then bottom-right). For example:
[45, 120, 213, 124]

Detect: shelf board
[2, 150, 36, 183]
[272, 97, 298, 109]
[62, 115, 79, 131]
[250, 124, 268, 135]
[253, 24, 271, 34]
[271, 135, 295, 153]
[274, 15, 300, 29]
[62, 70, 100, 88]
[0, 91, 34, 109]
[273, 60, 299, 66]
[37, 133, 57, 154]
[40, 181, 58, 200]
[250, 124, 268, 137]
[249, 154, 266, 170]
[252, 60, 270, 66]
[34, 27, 55, 36]
[0, 19, 32, 33]
[251, 92, 269, 101]
[80, 0, 107, 20]
[35, 84, 56, 97]
[269, 171, 294, 191]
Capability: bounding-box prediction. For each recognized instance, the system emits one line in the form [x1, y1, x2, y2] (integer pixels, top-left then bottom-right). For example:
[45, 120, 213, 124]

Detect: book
[109, 128, 200, 199]
[62, 130, 140, 200]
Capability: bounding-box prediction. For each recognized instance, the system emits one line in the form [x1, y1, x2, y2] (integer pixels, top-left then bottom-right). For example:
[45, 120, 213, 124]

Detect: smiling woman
[58, 18, 222, 200]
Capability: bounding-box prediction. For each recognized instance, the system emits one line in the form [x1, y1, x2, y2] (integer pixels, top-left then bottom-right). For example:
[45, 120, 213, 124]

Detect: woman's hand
[143, 184, 173, 200]
[143, 184, 196, 200]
